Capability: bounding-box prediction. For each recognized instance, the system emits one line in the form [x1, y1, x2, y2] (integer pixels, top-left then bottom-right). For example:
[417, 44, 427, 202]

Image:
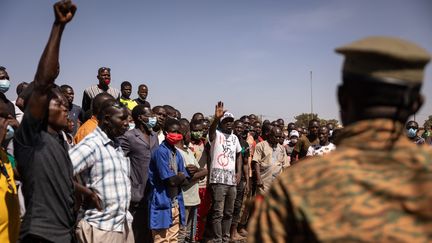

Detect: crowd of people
[1, 1, 432, 243]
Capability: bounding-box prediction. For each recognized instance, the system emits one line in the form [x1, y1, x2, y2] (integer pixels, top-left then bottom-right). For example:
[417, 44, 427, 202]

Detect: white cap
[289, 130, 299, 138]
[220, 112, 234, 122]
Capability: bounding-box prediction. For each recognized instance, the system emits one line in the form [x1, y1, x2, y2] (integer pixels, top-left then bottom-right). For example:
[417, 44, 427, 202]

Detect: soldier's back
[249, 119, 432, 243]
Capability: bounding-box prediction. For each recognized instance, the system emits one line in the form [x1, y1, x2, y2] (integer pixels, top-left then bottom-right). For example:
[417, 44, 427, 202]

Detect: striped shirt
[82, 84, 120, 112]
[69, 126, 132, 232]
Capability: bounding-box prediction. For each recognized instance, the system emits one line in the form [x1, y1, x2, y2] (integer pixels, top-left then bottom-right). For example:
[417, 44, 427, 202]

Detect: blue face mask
[145, 117, 157, 129]
[5, 125, 14, 140]
[407, 128, 417, 138]
[0, 79, 10, 93]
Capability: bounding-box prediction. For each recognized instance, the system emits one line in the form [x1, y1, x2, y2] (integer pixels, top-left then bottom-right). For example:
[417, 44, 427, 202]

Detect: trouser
[231, 180, 246, 226]
[196, 187, 211, 241]
[152, 206, 180, 243]
[21, 234, 61, 243]
[204, 184, 236, 243]
[130, 202, 152, 243]
[75, 219, 134, 243]
[178, 206, 198, 243]
[239, 176, 255, 229]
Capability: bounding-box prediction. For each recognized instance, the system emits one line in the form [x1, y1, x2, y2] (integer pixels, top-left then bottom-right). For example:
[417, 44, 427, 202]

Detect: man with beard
[70, 101, 133, 242]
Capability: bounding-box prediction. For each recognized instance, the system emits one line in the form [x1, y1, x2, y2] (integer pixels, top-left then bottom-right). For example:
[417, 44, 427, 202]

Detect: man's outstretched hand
[54, 0, 77, 25]
[214, 101, 227, 120]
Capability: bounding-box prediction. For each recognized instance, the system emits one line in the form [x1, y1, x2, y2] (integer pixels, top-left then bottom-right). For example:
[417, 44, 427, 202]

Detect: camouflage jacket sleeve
[248, 178, 318, 243]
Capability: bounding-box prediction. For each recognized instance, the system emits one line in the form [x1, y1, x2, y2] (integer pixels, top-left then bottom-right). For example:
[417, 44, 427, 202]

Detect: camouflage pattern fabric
[248, 119, 432, 243]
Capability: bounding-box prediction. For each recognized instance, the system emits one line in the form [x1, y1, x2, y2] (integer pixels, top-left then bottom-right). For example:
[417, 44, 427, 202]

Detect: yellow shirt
[0, 149, 20, 243]
[74, 116, 99, 144]
[119, 98, 138, 111]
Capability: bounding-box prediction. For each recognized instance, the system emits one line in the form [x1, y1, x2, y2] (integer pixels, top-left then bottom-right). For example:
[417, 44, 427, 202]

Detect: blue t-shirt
[148, 141, 189, 230]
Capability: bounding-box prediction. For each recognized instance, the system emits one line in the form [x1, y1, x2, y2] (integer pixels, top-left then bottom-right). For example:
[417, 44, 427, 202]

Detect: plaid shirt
[69, 126, 132, 232]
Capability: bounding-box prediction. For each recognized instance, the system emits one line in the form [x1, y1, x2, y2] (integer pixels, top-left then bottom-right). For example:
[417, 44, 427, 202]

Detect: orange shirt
[74, 116, 98, 144]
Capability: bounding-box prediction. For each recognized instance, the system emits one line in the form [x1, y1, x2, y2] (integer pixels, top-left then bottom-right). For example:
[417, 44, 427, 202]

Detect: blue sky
[1, 0, 431, 124]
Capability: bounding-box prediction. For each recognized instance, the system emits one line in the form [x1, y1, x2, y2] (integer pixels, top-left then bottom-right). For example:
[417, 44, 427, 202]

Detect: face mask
[166, 133, 183, 145]
[145, 117, 157, 129]
[329, 130, 334, 136]
[191, 131, 203, 140]
[104, 79, 110, 86]
[128, 123, 135, 130]
[5, 125, 14, 140]
[407, 128, 417, 138]
[0, 79, 10, 93]
[290, 138, 298, 144]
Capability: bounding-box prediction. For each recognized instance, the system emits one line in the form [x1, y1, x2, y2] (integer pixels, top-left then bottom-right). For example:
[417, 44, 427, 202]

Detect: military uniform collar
[336, 119, 409, 150]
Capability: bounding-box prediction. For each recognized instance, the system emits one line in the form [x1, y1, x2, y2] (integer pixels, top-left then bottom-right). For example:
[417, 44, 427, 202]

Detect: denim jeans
[205, 183, 236, 243]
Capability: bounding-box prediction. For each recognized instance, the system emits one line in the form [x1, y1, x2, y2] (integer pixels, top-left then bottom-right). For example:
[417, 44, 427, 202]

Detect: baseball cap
[289, 130, 299, 138]
[220, 112, 234, 122]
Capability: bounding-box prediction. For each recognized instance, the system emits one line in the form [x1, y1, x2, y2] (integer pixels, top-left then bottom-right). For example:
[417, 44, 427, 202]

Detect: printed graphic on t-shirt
[210, 131, 241, 186]
[308, 143, 336, 156]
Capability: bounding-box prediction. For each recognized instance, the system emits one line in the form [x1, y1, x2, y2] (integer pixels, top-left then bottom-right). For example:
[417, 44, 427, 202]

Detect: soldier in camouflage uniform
[248, 36, 432, 242]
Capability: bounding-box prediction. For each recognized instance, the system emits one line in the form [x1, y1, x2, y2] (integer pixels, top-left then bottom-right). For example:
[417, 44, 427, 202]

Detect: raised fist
[54, 0, 77, 24]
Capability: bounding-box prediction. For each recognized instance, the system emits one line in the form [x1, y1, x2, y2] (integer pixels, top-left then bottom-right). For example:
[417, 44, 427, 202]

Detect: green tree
[320, 118, 340, 128]
[423, 115, 432, 130]
[293, 113, 319, 128]
[293, 113, 340, 128]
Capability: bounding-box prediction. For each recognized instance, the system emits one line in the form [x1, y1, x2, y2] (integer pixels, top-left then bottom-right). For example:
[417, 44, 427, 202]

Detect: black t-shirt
[0, 92, 16, 118]
[14, 112, 75, 242]
[134, 98, 151, 108]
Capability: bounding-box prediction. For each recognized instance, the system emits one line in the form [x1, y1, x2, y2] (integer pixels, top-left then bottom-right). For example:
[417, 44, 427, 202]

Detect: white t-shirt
[178, 148, 201, 206]
[209, 130, 242, 186]
[306, 143, 336, 156]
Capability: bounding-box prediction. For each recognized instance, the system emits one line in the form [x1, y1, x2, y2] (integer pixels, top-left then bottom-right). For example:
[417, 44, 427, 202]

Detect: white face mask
[0, 79, 10, 93]
[290, 138, 298, 144]
[5, 125, 14, 140]
[128, 123, 136, 130]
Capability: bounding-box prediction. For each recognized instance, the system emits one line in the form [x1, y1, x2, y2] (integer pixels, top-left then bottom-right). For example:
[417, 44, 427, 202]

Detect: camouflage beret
[336, 36, 431, 86]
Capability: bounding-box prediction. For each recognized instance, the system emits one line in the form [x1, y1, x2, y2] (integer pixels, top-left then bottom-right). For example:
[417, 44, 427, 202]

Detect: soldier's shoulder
[281, 148, 358, 188]
[413, 143, 432, 164]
